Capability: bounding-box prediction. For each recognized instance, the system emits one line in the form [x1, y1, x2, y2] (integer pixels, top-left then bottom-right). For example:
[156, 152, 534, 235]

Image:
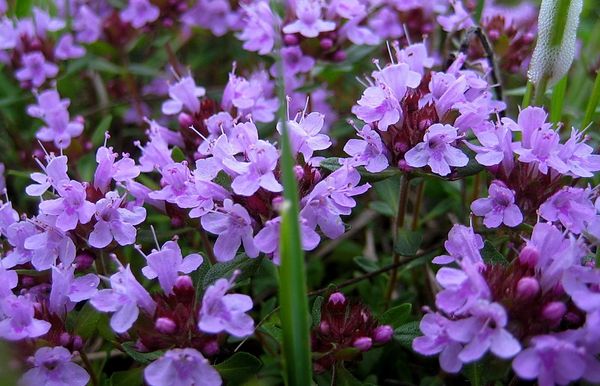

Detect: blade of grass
[273, 16, 312, 386]
[550, 75, 568, 123]
[522, 81, 534, 108]
[583, 71, 600, 129]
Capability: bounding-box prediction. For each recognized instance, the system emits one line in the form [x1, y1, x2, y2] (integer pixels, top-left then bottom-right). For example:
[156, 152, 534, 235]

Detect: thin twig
[79, 351, 99, 386]
[411, 179, 425, 231]
[200, 229, 217, 265]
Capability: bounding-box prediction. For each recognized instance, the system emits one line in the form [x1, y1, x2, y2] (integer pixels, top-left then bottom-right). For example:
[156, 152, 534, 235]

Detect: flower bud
[519, 245, 539, 267]
[352, 337, 372, 352]
[155, 317, 177, 334]
[542, 301, 566, 324]
[75, 252, 95, 271]
[319, 320, 330, 334]
[516, 277, 540, 300]
[328, 292, 346, 306]
[72, 335, 83, 351]
[178, 112, 194, 129]
[60, 332, 71, 346]
[293, 165, 304, 180]
[202, 340, 220, 356]
[283, 34, 299, 46]
[173, 275, 194, 294]
[320, 38, 333, 50]
[333, 50, 346, 62]
[373, 325, 393, 344]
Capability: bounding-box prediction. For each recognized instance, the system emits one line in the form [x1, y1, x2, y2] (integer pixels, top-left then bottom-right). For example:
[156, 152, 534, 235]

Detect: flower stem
[384, 175, 410, 308]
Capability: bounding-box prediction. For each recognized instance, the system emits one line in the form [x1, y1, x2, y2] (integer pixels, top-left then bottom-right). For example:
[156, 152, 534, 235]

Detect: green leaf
[91, 115, 113, 146]
[201, 254, 257, 289]
[215, 352, 262, 384]
[110, 368, 143, 386]
[73, 303, 101, 339]
[353, 256, 379, 273]
[481, 241, 508, 266]
[311, 296, 324, 327]
[336, 366, 363, 386]
[171, 146, 186, 162]
[394, 230, 423, 256]
[380, 303, 412, 328]
[121, 342, 164, 364]
[393, 321, 421, 349]
[368, 201, 395, 217]
[15, 0, 33, 17]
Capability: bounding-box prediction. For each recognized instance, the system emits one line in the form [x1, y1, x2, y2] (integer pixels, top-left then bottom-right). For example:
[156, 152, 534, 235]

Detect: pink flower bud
[178, 112, 194, 129]
[319, 320, 330, 334]
[293, 165, 304, 180]
[519, 245, 539, 267]
[333, 50, 346, 62]
[373, 325, 393, 344]
[320, 38, 333, 50]
[542, 301, 566, 324]
[155, 317, 177, 334]
[516, 277, 540, 300]
[328, 292, 346, 305]
[283, 34, 299, 45]
[75, 252, 95, 271]
[202, 340, 220, 356]
[174, 275, 194, 292]
[60, 332, 71, 346]
[353, 337, 372, 351]
[72, 335, 83, 351]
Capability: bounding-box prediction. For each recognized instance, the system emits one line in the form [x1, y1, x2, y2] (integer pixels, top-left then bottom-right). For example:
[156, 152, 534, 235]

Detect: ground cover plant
[0, 0, 600, 385]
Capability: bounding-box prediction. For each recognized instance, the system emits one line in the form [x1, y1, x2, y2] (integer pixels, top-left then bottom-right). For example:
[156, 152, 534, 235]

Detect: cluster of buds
[312, 292, 393, 373]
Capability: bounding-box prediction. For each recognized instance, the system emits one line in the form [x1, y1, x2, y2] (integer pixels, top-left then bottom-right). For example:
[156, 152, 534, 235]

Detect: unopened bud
[60, 332, 71, 346]
[353, 337, 372, 351]
[373, 325, 393, 344]
[155, 317, 177, 334]
[519, 246, 539, 267]
[75, 252, 95, 271]
[174, 275, 194, 292]
[542, 301, 566, 324]
[283, 34, 299, 46]
[202, 340, 220, 356]
[320, 38, 333, 50]
[319, 320, 330, 334]
[333, 50, 346, 62]
[293, 165, 304, 180]
[516, 277, 540, 300]
[328, 292, 346, 305]
[178, 113, 194, 129]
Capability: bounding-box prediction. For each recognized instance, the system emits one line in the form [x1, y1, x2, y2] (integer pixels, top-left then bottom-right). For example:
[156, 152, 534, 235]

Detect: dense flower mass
[0, 0, 599, 385]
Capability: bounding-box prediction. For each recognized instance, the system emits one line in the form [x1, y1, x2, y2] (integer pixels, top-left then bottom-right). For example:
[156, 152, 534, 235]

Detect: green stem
[582, 71, 600, 129]
[533, 76, 549, 107]
[384, 175, 410, 308]
[550, 75, 568, 123]
[522, 81, 534, 108]
[474, 0, 485, 23]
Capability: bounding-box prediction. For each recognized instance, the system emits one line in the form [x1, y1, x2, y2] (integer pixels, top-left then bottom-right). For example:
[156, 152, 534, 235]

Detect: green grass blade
[273, 20, 313, 386]
[522, 81, 534, 108]
[550, 75, 568, 123]
[583, 70, 600, 129]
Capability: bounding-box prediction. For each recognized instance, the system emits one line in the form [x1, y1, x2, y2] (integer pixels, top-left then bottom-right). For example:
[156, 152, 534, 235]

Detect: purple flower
[28, 90, 84, 149]
[343, 124, 388, 173]
[301, 163, 369, 238]
[562, 265, 600, 312]
[412, 312, 464, 373]
[0, 200, 18, 236]
[352, 63, 421, 131]
[24, 218, 76, 270]
[512, 334, 592, 386]
[471, 181, 523, 228]
[94, 146, 140, 193]
[281, 112, 331, 162]
[467, 121, 514, 172]
[222, 69, 278, 123]
[144, 348, 222, 386]
[88, 191, 146, 248]
[281, 46, 315, 74]
[20, 346, 89, 386]
[404, 124, 469, 176]
[539, 187, 595, 234]
[198, 273, 254, 337]
[435, 262, 490, 315]
[73, 6, 102, 43]
[0, 295, 51, 340]
[423, 72, 468, 118]
[54, 34, 85, 60]
[437, 0, 475, 32]
[283, 0, 335, 38]
[162, 76, 206, 115]
[176, 175, 230, 218]
[237, 1, 277, 55]
[15, 52, 58, 88]
[446, 301, 521, 363]
[0, 261, 17, 296]
[135, 131, 175, 173]
[254, 216, 320, 264]
[226, 140, 282, 196]
[39, 180, 95, 232]
[558, 128, 600, 177]
[432, 224, 484, 265]
[120, 0, 160, 29]
[49, 265, 99, 317]
[201, 199, 258, 261]
[141, 240, 203, 295]
[90, 265, 156, 333]
[182, 0, 238, 36]
[149, 162, 194, 203]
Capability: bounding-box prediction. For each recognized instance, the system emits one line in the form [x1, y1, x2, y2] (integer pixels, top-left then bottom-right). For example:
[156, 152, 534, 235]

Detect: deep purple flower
[144, 348, 222, 386]
[162, 76, 206, 115]
[404, 124, 468, 176]
[471, 181, 523, 228]
[120, 0, 160, 29]
[283, 0, 335, 38]
[0, 295, 51, 340]
[39, 180, 95, 232]
[141, 240, 203, 295]
[198, 273, 254, 337]
[88, 191, 146, 248]
[344, 124, 388, 173]
[15, 52, 58, 88]
[201, 199, 258, 261]
[49, 265, 99, 316]
[20, 346, 89, 386]
[539, 187, 595, 234]
[90, 265, 156, 333]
